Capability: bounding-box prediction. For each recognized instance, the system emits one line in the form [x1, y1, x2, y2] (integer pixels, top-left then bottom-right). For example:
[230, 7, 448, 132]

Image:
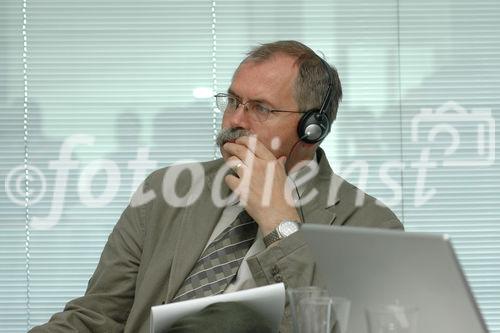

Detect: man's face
[219, 53, 303, 161]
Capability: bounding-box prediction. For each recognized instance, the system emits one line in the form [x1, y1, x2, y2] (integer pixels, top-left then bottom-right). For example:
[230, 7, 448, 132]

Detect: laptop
[299, 224, 489, 333]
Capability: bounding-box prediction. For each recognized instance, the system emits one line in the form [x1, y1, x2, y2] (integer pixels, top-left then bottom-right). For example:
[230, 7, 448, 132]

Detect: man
[30, 40, 402, 333]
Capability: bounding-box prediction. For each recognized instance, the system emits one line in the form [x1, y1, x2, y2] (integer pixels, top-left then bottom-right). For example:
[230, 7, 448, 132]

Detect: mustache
[216, 128, 251, 146]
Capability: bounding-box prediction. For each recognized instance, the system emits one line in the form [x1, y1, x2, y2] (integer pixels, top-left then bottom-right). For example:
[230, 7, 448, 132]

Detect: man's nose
[227, 103, 251, 128]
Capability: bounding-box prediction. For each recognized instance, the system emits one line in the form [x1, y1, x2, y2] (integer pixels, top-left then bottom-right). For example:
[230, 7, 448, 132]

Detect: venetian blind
[0, 0, 499, 332]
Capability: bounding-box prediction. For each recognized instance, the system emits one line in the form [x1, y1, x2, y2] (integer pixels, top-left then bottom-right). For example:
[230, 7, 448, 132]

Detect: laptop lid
[300, 224, 488, 333]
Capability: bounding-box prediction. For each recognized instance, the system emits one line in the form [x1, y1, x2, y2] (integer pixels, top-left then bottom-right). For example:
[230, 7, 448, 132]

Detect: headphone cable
[283, 136, 309, 224]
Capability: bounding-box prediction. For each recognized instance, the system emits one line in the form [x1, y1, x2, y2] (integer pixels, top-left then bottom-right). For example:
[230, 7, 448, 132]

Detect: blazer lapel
[165, 161, 232, 301]
[302, 200, 337, 226]
[301, 148, 340, 225]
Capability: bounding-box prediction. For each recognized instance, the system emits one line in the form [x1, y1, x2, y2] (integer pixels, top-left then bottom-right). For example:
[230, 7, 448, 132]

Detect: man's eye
[252, 103, 270, 114]
[227, 97, 239, 108]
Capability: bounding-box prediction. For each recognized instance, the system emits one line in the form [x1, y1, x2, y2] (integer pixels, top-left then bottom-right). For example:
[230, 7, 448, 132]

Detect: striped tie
[172, 210, 257, 302]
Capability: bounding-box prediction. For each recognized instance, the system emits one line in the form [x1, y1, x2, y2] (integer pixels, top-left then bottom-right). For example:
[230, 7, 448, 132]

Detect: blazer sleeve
[245, 192, 403, 333]
[28, 194, 148, 333]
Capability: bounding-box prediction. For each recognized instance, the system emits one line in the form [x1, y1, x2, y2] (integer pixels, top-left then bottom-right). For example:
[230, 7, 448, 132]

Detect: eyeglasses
[214, 93, 306, 122]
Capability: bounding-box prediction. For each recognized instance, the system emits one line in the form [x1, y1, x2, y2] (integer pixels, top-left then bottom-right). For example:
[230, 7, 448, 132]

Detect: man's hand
[222, 136, 301, 236]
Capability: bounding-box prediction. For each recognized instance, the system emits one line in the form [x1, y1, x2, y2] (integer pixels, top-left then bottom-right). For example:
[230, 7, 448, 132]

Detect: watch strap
[263, 229, 280, 247]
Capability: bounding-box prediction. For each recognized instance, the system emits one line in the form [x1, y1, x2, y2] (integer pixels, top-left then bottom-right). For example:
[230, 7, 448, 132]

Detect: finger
[234, 136, 276, 160]
[224, 174, 241, 194]
[223, 142, 254, 164]
[277, 156, 287, 168]
[225, 156, 246, 177]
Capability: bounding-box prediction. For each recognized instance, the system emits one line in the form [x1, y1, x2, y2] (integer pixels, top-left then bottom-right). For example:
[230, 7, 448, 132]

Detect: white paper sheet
[150, 283, 285, 333]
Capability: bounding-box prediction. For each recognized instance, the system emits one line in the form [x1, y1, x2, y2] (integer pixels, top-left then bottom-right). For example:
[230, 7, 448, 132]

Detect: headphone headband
[317, 58, 334, 118]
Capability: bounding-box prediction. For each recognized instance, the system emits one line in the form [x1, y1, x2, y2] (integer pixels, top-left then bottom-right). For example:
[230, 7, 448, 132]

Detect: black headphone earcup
[297, 111, 330, 144]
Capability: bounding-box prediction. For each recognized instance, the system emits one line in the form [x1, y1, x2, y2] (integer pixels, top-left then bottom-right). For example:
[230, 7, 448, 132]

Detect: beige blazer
[30, 149, 402, 333]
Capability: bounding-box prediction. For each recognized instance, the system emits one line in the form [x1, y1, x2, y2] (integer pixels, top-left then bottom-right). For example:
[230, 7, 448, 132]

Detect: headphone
[297, 57, 334, 144]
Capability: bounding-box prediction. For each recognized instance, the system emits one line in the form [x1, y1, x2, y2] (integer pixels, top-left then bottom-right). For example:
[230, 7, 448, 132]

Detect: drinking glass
[331, 296, 351, 333]
[288, 286, 332, 333]
[365, 304, 419, 333]
[298, 296, 333, 333]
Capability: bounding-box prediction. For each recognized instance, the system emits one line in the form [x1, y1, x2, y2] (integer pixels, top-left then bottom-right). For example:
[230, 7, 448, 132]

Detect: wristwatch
[263, 220, 300, 247]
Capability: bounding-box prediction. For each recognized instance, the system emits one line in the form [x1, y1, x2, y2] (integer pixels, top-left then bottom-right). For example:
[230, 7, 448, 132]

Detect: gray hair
[240, 40, 342, 124]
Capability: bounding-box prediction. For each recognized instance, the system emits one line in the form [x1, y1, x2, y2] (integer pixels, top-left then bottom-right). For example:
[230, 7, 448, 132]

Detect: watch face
[278, 221, 299, 237]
